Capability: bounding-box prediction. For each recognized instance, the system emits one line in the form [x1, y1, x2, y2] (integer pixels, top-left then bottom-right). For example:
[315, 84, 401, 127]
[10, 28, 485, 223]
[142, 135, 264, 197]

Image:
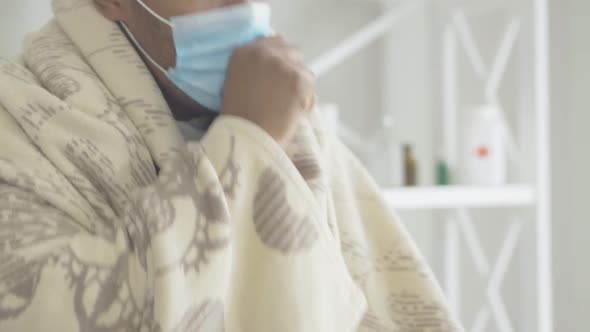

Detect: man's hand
[222, 36, 316, 147]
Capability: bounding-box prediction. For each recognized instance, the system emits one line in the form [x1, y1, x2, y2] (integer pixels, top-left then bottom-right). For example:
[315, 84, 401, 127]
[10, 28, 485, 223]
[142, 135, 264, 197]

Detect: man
[0, 0, 462, 331]
[96, 0, 315, 145]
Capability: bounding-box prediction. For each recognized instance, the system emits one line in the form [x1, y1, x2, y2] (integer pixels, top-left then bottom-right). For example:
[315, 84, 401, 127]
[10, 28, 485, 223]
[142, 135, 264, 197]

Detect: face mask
[122, 1, 272, 112]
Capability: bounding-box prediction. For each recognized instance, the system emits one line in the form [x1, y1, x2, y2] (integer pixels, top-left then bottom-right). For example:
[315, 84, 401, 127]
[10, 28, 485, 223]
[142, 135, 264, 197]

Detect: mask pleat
[131, 1, 273, 112]
[174, 23, 269, 57]
[175, 51, 232, 72]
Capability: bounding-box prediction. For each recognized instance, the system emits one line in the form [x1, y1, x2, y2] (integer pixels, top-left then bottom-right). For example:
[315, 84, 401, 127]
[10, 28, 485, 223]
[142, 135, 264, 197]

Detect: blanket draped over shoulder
[0, 1, 462, 331]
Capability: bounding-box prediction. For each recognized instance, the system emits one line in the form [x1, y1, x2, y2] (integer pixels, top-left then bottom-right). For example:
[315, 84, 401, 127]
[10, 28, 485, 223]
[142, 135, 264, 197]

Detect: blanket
[0, 1, 462, 331]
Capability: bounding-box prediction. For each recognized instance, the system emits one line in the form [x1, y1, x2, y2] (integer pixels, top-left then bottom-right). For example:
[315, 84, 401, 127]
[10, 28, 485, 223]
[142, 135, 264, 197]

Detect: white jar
[368, 115, 403, 187]
[460, 105, 507, 186]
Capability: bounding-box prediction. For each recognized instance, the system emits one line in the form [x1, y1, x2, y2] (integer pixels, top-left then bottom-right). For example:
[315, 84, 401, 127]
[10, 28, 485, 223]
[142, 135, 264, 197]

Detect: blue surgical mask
[122, 1, 272, 112]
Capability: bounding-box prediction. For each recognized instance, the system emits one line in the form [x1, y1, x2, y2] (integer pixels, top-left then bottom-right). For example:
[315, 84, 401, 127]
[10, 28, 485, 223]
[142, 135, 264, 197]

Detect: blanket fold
[0, 1, 462, 331]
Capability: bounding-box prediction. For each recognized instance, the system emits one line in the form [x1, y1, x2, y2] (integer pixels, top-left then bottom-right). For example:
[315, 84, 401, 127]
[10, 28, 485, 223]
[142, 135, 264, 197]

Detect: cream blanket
[0, 1, 462, 331]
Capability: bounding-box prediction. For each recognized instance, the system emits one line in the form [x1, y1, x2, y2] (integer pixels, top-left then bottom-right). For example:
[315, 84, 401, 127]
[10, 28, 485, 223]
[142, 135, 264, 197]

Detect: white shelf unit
[383, 185, 536, 210]
[307, 0, 552, 331]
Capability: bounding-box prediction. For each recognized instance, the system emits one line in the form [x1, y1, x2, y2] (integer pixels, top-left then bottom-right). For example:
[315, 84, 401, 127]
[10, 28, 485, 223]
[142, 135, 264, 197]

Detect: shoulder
[0, 56, 48, 183]
[0, 55, 41, 88]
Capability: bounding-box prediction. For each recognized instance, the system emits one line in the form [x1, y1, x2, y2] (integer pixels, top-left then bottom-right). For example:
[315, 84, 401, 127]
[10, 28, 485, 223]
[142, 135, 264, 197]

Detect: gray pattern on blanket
[172, 300, 225, 332]
[0, 147, 236, 331]
[126, 145, 232, 275]
[253, 168, 319, 253]
[0, 186, 78, 319]
[0, 36, 236, 330]
[0, 59, 39, 86]
[0, 254, 44, 320]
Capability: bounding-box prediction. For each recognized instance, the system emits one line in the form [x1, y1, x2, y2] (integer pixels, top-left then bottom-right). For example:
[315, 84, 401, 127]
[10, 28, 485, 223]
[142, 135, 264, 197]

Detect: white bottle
[461, 105, 507, 186]
[368, 115, 403, 187]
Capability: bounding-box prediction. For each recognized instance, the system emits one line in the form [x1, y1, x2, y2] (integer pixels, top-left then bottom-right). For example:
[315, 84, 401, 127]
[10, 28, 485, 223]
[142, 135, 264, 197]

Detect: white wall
[568, 16, 590, 324]
[274, 0, 384, 137]
[0, 0, 52, 57]
[551, 0, 590, 330]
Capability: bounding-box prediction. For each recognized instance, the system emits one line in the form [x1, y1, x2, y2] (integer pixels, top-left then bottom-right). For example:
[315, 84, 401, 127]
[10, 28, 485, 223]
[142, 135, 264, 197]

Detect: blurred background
[1, 0, 588, 331]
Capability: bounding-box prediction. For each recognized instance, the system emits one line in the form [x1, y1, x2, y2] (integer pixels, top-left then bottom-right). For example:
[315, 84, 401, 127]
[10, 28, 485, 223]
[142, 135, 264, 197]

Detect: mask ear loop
[135, 0, 173, 27]
[120, 23, 170, 74]
[120, 0, 174, 74]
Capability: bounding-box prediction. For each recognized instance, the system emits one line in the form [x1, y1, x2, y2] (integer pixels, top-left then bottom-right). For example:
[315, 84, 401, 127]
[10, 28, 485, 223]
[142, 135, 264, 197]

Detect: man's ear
[94, 0, 128, 22]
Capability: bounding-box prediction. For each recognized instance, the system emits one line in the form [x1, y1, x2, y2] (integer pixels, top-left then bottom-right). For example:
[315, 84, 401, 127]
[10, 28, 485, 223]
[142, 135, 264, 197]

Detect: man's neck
[159, 80, 211, 121]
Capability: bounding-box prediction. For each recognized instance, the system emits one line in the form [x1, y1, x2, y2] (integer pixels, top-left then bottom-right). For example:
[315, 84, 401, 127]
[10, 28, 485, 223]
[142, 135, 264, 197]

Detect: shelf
[382, 184, 536, 210]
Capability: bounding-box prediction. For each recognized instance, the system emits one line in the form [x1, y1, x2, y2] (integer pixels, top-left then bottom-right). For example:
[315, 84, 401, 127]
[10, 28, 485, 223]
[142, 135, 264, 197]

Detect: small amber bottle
[404, 144, 417, 186]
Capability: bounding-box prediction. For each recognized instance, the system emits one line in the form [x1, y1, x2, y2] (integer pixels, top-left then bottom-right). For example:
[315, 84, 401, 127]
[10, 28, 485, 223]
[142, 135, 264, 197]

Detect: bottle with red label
[460, 104, 507, 186]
